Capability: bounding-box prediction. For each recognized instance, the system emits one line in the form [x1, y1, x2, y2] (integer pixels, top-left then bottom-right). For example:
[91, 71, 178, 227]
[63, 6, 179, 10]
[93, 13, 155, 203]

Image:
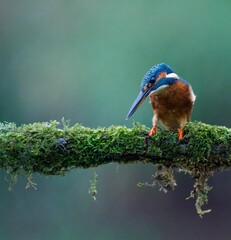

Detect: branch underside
[0, 120, 231, 217]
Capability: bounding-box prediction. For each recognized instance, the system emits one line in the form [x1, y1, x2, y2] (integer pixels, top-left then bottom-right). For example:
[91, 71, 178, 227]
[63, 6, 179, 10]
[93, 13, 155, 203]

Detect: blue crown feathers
[140, 63, 174, 91]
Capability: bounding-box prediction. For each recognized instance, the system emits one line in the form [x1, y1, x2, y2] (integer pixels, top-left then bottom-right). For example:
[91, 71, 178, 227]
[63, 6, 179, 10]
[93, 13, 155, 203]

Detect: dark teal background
[0, 0, 231, 239]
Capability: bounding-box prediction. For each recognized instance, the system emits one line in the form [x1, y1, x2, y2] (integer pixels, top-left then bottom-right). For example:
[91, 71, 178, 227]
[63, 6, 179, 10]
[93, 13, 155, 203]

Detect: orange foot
[178, 128, 184, 140]
[149, 127, 156, 136]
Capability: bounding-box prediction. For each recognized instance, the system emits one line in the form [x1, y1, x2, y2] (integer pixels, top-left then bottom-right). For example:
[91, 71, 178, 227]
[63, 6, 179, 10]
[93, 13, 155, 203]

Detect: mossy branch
[0, 120, 231, 217]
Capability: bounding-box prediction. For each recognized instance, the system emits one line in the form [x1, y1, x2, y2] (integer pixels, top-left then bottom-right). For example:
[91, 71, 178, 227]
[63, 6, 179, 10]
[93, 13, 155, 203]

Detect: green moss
[0, 120, 230, 216]
[146, 130, 181, 161]
[0, 121, 149, 176]
[137, 164, 177, 192]
[186, 169, 213, 217]
[66, 122, 148, 168]
[143, 121, 231, 217]
[184, 121, 231, 163]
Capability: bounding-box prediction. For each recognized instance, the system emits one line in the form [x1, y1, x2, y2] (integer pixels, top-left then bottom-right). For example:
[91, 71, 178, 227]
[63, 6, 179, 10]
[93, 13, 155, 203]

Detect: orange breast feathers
[149, 80, 195, 130]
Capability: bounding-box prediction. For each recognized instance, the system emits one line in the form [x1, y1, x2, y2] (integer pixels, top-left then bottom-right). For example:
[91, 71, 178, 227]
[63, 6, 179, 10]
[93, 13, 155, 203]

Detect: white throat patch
[149, 84, 169, 96]
[166, 73, 179, 79]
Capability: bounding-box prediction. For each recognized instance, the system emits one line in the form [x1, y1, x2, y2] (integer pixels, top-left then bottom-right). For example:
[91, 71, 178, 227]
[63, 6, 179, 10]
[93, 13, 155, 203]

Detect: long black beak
[125, 88, 151, 120]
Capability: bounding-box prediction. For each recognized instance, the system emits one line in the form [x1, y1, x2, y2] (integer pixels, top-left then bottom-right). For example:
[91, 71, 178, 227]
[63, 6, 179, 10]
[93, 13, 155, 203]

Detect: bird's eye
[150, 76, 156, 82]
[147, 82, 153, 88]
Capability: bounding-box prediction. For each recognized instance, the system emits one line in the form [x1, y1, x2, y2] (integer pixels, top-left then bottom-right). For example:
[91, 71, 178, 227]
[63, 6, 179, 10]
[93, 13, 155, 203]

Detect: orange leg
[177, 128, 184, 140]
[149, 114, 158, 136]
[149, 126, 157, 136]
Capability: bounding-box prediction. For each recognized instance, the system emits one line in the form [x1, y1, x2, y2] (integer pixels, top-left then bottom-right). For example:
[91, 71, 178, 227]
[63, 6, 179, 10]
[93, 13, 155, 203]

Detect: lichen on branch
[0, 120, 231, 217]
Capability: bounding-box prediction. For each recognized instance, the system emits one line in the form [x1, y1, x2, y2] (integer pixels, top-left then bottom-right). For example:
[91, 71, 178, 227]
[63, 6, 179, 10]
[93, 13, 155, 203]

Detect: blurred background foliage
[0, 0, 231, 239]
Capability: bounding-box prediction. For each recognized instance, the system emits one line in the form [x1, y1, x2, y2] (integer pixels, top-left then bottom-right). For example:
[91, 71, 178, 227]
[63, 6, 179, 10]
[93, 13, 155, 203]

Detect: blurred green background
[0, 0, 231, 239]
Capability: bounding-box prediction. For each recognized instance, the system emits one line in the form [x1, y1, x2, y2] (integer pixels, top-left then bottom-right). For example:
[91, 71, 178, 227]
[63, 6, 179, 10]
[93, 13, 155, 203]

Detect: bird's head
[126, 63, 174, 120]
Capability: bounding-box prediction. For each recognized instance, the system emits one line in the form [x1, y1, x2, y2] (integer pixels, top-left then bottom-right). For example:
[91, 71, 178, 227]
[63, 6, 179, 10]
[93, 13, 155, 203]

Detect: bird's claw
[178, 128, 184, 140]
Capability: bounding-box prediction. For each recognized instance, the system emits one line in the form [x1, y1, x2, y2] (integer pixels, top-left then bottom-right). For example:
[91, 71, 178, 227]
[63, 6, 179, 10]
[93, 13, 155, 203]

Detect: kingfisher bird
[126, 63, 196, 139]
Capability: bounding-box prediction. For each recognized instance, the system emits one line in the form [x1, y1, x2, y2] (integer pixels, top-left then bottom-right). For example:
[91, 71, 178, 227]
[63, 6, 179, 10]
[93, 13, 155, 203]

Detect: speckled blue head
[141, 63, 174, 91]
[126, 63, 175, 120]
